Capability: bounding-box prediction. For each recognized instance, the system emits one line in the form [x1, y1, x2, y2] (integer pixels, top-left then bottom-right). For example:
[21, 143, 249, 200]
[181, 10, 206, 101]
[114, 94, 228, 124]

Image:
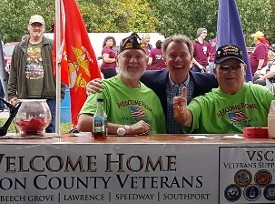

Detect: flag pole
[55, 0, 61, 137]
[56, 0, 102, 127]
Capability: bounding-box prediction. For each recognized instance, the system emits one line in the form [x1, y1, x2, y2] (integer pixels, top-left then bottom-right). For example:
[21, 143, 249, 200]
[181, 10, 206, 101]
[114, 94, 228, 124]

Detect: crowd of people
[84, 31, 275, 135]
[2, 15, 275, 135]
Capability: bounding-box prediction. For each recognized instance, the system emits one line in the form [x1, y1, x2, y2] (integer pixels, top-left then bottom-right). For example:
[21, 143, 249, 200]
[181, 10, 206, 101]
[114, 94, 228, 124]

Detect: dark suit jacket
[140, 69, 219, 119]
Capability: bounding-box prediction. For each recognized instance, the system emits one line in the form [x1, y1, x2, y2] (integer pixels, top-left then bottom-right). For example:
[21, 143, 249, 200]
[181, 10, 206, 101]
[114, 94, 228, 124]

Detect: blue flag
[217, 0, 252, 81]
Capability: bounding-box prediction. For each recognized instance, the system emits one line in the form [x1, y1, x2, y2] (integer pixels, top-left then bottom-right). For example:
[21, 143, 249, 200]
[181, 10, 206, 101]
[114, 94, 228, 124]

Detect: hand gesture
[86, 78, 103, 95]
[173, 87, 192, 127]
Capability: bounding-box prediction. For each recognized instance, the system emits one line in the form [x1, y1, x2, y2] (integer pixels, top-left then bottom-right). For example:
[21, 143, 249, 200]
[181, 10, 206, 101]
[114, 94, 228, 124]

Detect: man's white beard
[120, 71, 140, 81]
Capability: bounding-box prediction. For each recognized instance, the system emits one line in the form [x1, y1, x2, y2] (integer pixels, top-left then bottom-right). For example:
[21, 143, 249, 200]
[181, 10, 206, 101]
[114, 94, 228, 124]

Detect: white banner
[0, 143, 274, 203]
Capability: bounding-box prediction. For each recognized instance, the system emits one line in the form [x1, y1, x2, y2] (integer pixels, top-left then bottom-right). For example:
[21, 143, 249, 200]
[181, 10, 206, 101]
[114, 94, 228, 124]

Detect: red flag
[54, 0, 101, 126]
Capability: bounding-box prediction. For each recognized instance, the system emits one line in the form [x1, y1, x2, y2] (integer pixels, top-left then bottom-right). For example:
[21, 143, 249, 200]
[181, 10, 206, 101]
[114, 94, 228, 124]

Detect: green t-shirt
[80, 76, 166, 134]
[186, 83, 275, 134]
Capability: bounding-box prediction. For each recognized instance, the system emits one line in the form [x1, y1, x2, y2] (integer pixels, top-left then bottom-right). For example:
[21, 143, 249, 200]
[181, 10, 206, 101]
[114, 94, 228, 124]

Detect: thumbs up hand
[173, 87, 187, 112]
[173, 87, 192, 127]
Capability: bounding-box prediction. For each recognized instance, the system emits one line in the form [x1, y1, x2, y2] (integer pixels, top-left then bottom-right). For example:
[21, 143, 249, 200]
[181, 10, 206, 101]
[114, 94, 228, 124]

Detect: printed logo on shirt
[130, 106, 146, 118]
[25, 47, 44, 79]
[117, 100, 153, 114]
[228, 111, 247, 122]
[155, 55, 162, 60]
[217, 103, 257, 117]
[203, 46, 207, 54]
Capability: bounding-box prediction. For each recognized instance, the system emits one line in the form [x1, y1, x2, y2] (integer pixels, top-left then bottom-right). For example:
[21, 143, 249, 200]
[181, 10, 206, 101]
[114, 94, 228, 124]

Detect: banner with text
[0, 143, 274, 203]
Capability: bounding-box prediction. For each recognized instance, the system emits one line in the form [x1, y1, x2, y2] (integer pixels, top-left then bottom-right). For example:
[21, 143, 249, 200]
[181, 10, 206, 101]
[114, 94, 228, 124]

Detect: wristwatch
[117, 125, 130, 136]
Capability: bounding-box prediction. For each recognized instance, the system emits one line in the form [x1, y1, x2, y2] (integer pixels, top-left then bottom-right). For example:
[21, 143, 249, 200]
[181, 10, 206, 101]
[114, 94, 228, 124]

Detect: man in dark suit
[87, 34, 218, 134]
[140, 70, 217, 134]
[140, 34, 217, 133]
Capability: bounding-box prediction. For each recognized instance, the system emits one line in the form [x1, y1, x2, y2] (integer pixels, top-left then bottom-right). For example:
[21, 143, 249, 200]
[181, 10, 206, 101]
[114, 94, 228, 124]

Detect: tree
[237, 0, 271, 46]
[149, 0, 218, 39]
[0, 0, 158, 42]
[78, 0, 158, 33]
[267, 0, 275, 43]
[0, 0, 54, 42]
[1, 0, 274, 45]
[149, 0, 273, 45]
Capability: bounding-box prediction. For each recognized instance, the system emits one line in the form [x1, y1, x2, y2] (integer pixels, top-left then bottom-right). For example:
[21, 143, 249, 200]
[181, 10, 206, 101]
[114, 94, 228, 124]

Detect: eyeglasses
[30, 23, 43, 28]
[218, 64, 243, 71]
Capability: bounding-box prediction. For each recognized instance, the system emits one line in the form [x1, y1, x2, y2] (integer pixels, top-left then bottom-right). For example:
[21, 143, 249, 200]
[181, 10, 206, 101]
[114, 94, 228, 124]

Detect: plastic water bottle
[93, 98, 107, 139]
[268, 100, 275, 138]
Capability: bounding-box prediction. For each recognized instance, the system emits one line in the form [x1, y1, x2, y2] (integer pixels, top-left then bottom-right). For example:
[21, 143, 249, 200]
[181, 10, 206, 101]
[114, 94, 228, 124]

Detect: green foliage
[60, 122, 73, 133]
[0, 0, 157, 42]
[0, 0, 55, 42]
[149, 0, 273, 44]
[267, 0, 275, 43]
[236, 0, 271, 46]
[79, 0, 158, 33]
[149, 0, 218, 39]
[1, 0, 275, 47]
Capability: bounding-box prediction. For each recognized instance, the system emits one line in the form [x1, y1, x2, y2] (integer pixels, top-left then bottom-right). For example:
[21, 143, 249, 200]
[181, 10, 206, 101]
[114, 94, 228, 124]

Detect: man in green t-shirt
[77, 32, 165, 136]
[173, 44, 275, 134]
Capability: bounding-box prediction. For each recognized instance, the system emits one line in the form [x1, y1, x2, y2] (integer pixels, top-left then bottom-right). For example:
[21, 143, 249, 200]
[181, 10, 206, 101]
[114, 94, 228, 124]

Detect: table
[0, 134, 275, 204]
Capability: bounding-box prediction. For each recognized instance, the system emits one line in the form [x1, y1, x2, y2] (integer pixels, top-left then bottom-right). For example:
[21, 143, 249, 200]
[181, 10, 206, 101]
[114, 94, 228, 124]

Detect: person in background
[148, 40, 166, 70]
[100, 36, 117, 79]
[192, 28, 210, 73]
[86, 34, 218, 134]
[173, 44, 275, 134]
[208, 37, 217, 74]
[77, 32, 165, 135]
[141, 33, 153, 56]
[141, 33, 153, 70]
[250, 31, 269, 77]
[253, 68, 275, 88]
[7, 15, 65, 133]
[0, 81, 5, 111]
[253, 53, 275, 87]
[1, 38, 5, 69]
[268, 46, 275, 61]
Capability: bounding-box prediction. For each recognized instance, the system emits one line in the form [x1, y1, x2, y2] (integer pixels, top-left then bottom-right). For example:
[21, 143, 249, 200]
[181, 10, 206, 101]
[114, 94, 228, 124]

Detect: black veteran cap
[215, 44, 244, 64]
[119, 32, 145, 53]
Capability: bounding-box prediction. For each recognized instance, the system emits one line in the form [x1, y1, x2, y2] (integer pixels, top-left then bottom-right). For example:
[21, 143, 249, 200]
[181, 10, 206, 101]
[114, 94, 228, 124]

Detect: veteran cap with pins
[215, 44, 244, 64]
[119, 32, 145, 53]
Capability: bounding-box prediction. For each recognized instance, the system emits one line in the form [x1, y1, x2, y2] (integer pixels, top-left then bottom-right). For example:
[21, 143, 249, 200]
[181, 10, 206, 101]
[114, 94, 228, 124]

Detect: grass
[0, 118, 73, 134]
